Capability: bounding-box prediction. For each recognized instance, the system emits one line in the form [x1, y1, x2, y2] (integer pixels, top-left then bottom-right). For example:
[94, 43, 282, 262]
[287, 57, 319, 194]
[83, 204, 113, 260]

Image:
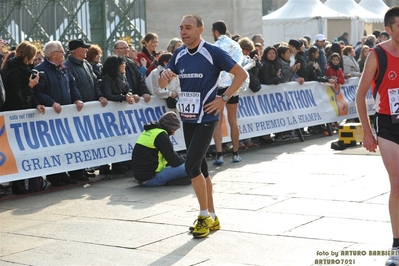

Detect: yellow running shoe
[190, 216, 220, 233]
[192, 215, 213, 238]
[209, 216, 221, 231]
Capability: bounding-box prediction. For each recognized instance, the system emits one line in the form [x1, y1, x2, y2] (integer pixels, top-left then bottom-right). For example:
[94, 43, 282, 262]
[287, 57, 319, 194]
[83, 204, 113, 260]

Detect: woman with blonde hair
[358, 45, 370, 73]
[166, 38, 183, 54]
[33, 50, 44, 66]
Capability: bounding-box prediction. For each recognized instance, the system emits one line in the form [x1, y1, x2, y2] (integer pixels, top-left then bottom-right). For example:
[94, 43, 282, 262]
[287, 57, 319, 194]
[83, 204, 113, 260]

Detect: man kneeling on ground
[131, 111, 189, 186]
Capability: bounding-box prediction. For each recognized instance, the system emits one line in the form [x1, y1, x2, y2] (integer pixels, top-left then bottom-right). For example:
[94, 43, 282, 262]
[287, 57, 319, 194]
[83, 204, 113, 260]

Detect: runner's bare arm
[355, 50, 377, 152]
[204, 64, 247, 115]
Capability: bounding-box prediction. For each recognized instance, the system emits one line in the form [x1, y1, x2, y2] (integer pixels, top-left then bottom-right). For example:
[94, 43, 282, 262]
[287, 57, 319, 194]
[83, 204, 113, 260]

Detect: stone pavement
[0, 135, 394, 266]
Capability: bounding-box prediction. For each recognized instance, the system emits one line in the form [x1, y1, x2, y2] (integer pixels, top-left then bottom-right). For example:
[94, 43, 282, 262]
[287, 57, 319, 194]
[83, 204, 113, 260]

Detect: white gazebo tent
[262, 0, 353, 47]
[359, 0, 389, 17]
[324, 0, 384, 42]
[359, 0, 389, 34]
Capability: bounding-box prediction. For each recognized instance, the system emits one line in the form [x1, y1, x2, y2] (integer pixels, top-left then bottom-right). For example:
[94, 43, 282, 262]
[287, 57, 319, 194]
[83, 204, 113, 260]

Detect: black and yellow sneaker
[209, 216, 221, 231]
[190, 216, 220, 233]
[192, 215, 214, 238]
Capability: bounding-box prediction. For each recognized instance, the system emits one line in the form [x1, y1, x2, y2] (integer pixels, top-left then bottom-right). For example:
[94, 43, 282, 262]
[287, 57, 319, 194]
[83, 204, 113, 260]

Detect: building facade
[146, 0, 263, 51]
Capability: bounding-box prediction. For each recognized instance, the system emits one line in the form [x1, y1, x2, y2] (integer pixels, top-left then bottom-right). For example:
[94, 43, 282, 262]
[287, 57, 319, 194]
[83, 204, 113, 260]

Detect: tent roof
[262, 0, 350, 23]
[358, 0, 389, 17]
[324, 0, 383, 23]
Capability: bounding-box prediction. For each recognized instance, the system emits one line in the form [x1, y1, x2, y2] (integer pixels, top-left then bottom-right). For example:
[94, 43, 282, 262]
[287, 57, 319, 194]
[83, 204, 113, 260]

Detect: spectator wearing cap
[314, 34, 327, 75]
[64, 39, 107, 106]
[380, 31, 390, 42]
[131, 111, 189, 187]
[64, 38, 108, 181]
[288, 39, 311, 80]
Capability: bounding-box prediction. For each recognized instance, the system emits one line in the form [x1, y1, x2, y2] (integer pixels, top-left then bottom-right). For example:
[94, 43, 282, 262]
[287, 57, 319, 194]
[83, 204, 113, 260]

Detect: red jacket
[325, 63, 345, 84]
[137, 51, 153, 68]
[137, 47, 156, 76]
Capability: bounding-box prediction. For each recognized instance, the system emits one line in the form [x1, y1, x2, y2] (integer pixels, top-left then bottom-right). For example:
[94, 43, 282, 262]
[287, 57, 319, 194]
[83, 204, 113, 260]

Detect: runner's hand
[362, 131, 377, 152]
[160, 69, 177, 83]
[204, 96, 225, 116]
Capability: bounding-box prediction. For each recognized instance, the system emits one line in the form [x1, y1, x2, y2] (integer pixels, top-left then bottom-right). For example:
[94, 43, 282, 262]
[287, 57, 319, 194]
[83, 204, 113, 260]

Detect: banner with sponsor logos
[0, 78, 373, 182]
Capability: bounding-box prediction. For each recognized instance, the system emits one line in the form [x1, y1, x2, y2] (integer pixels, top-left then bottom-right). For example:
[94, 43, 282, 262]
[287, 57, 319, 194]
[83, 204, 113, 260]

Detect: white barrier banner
[0, 78, 373, 182]
[233, 78, 374, 140]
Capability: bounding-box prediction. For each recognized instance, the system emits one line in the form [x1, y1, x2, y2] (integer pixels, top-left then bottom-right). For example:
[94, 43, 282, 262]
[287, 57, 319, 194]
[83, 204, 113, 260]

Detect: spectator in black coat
[64, 39, 107, 106]
[86, 44, 103, 79]
[100, 55, 139, 174]
[113, 40, 151, 102]
[258, 46, 281, 85]
[33, 40, 84, 186]
[34, 41, 83, 114]
[2, 41, 45, 113]
[288, 39, 312, 80]
[305, 46, 334, 83]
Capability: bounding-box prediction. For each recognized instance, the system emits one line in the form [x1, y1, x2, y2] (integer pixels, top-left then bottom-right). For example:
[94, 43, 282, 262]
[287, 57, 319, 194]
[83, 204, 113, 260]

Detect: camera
[31, 69, 44, 79]
[254, 57, 263, 68]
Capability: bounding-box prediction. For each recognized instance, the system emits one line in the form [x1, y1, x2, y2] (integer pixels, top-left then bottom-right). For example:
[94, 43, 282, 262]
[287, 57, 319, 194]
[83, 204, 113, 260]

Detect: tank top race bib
[389, 88, 399, 123]
[177, 92, 201, 120]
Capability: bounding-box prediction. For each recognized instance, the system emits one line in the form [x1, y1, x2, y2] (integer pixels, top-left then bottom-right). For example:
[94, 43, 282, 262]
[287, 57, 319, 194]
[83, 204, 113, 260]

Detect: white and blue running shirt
[167, 39, 236, 123]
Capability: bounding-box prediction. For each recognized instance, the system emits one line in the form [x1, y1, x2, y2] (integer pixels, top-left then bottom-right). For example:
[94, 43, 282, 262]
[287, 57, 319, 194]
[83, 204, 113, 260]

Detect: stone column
[89, 0, 107, 57]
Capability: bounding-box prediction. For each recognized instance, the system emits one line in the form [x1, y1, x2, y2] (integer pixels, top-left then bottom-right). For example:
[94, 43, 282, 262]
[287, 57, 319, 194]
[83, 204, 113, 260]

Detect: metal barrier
[0, 0, 146, 58]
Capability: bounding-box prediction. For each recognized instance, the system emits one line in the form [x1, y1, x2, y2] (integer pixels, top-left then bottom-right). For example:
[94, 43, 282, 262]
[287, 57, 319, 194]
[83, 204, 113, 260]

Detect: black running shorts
[375, 113, 399, 145]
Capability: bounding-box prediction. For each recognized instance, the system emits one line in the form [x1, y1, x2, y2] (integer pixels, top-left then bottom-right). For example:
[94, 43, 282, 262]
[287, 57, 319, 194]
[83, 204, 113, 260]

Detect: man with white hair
[355, 34, 376, 60]
[34, 40, 84, 186]
[251, 34, 264, 46]
[34, 40, 83, 114]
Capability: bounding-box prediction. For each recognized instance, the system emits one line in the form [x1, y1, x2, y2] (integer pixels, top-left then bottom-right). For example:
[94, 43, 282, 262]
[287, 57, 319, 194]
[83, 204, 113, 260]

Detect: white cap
[315, 34, 326, 41]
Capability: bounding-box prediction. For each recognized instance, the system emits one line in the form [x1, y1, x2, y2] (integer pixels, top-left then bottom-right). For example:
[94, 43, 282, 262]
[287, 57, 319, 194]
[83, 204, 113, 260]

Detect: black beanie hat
[380, 31, 390, 39]
[288, 39, 301, 51]
[68, 39, 91, 51]
[159, 111, 180, 133]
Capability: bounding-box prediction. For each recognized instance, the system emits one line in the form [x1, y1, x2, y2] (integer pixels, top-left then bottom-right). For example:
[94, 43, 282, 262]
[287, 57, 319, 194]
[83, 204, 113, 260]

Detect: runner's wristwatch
[221, 94, 229, 102]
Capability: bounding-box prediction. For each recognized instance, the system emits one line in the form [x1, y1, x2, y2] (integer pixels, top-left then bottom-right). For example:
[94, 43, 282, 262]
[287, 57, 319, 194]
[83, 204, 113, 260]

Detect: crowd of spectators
[0, 27, 388, 187]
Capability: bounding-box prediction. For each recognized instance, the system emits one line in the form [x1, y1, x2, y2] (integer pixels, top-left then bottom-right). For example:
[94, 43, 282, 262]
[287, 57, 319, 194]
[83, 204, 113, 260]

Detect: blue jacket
[34, 58, 82, 106]
[317, 48, 327, 75]
[63, 55, 103, 102]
